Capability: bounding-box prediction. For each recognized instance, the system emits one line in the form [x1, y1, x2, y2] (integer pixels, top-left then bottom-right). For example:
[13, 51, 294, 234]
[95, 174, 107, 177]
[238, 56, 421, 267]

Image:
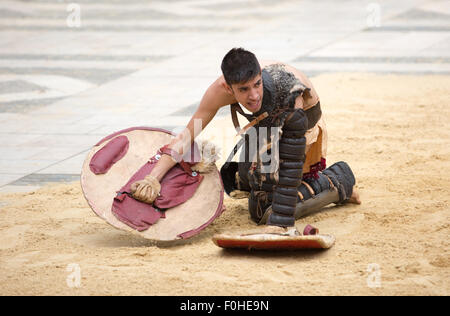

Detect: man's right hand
[130, 174, 161, 204]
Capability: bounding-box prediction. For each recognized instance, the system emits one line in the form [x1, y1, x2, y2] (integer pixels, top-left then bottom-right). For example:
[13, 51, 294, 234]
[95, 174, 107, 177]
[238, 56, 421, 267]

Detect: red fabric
[155, 164, 203, 209]
[111, 154, 203, 231]
[89, 136, 129, 174]
[112, 192, 164, 232]
[303, 224, 319, 235]
[302, 158, 326, 180]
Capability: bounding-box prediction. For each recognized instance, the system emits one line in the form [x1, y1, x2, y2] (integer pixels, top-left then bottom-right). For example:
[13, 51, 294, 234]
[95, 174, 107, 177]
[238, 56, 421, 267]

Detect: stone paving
[0, 0, 449, 192]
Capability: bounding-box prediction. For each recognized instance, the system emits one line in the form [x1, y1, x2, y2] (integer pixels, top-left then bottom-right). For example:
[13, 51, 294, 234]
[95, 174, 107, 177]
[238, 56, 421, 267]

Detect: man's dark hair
[221, 48, 261, 86]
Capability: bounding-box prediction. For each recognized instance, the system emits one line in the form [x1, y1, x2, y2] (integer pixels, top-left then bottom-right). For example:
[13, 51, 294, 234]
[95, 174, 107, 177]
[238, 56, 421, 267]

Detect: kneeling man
[131, 47, 360, 236]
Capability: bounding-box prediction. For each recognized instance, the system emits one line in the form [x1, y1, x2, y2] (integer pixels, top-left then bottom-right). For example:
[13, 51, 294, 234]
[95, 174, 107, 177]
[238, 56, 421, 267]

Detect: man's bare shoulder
[260, 59, 306, 77]
[259, 59, 319, 105]
[199, 76, 236, 112]
[259, 60, 309, 81]
[259, 59, 280, 69]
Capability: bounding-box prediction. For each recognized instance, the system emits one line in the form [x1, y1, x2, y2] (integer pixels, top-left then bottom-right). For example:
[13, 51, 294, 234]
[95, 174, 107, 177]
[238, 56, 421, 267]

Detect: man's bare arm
[149, 77, 235, 182]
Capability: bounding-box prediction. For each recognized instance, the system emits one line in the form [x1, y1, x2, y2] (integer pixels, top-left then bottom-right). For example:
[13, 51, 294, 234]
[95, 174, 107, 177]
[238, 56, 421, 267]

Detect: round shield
[81, 127, 225, 241]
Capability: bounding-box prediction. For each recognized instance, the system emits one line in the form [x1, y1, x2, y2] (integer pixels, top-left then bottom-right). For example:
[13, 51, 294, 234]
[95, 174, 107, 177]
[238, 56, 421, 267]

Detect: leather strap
[231, 101, 321, 134]
[230, 103, 249, 133]
[301, 180, 315, 197]
[230, 103, 268, 136]
[258, 140, 272, 156]
[323, 173, 335, 189]
[238, 112, 269, 136]
[223, 103, 268, 167]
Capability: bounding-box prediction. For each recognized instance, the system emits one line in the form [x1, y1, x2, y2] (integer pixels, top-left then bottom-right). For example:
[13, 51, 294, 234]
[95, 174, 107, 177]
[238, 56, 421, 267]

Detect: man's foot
[348, 187, 361, 204]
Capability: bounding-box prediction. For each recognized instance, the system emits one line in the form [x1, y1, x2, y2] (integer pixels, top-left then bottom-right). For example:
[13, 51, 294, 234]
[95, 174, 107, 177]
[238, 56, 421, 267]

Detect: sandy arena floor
[0, 73, 449, 295]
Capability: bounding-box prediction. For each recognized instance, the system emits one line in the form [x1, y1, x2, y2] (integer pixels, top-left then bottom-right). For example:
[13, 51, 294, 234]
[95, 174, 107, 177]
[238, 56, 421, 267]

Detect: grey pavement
[0, 0, 449, 192]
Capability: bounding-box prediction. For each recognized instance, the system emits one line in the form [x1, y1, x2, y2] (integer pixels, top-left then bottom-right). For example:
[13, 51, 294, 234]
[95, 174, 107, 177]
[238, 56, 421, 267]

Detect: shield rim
[80, 126, 225, 241]
[212, 233, 335, 250]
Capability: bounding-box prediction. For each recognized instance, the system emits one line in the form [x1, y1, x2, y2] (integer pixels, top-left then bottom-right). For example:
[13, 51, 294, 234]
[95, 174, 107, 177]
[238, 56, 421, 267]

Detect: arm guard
[267, 108, 308, 227]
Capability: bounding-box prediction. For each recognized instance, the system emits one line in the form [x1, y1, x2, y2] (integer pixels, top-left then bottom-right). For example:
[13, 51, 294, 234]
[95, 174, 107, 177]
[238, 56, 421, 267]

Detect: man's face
[229, 73, 263, 113]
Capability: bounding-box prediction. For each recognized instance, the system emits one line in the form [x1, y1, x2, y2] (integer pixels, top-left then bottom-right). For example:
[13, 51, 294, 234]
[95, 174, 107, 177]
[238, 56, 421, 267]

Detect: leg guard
[258, 161, 356, 223]
[322, 161, 355, 203]
[266, 109, 308, 227]
[295, 161, 356, 218]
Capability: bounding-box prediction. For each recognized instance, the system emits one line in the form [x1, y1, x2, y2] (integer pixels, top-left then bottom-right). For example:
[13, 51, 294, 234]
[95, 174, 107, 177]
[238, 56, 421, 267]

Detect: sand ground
[0, 73, 449, 296]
